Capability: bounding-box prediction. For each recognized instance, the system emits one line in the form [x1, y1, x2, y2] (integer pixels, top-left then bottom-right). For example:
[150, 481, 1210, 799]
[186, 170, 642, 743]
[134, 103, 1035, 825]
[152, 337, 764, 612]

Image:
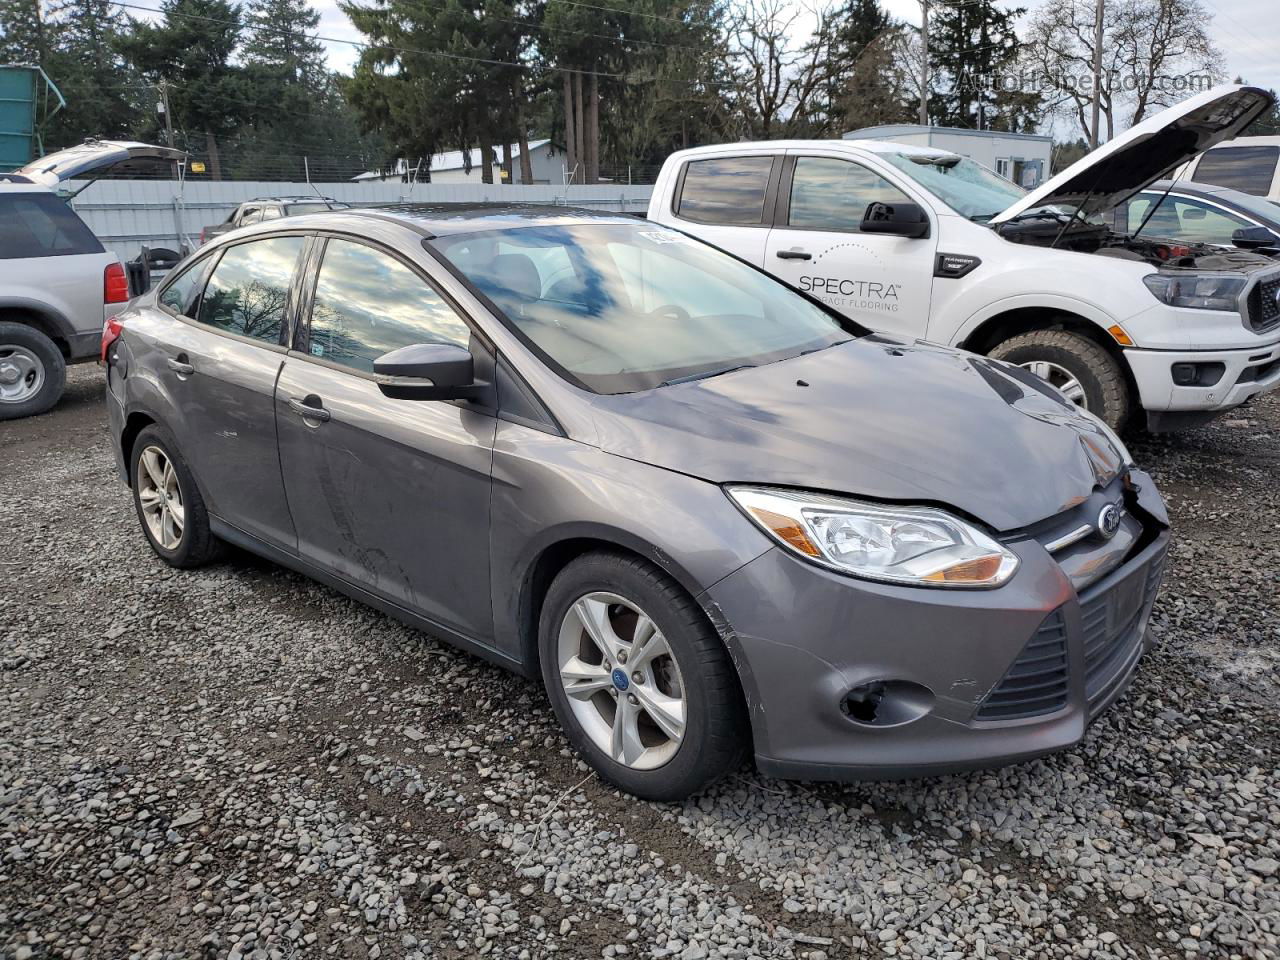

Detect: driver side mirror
[373, 342, 485, 401]
[1232, 225, 1280, 251]
[860, 201, 930, 239]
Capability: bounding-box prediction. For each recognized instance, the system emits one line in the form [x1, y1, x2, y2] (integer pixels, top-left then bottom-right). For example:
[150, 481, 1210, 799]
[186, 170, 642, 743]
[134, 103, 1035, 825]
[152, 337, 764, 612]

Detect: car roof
[220, 202, 643, 240]
[245, 196, 343, 203]
[669, 139, 958, 161]
[1148, 179, 1280, 222]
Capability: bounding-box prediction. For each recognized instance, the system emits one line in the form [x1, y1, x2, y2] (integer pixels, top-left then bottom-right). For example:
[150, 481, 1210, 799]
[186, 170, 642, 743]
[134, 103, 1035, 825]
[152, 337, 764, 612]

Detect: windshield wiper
[969, 212, 1000, 222]
[660, 363, 755, 387]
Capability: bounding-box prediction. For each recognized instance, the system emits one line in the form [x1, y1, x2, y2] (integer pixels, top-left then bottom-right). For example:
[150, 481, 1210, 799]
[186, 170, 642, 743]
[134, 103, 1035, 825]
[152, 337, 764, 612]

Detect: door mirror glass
[1232, 225, 1280, 250]
[860, 201, 930, 238]
[373, 343, 478, 400]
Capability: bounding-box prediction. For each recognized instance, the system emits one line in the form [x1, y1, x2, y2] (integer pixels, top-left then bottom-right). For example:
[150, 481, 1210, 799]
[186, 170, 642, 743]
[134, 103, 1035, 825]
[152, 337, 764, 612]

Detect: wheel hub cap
[557, 592, 687, 771]
[137, 445, 185, 551]
[0, 345, 44, 403]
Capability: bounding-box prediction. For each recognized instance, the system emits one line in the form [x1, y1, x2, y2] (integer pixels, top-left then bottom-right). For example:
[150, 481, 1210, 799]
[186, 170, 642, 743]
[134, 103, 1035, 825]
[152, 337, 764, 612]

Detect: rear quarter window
[1192, 146, 1280, 195]
[676, 156, 775, 225]
[0, 193, 104, 259]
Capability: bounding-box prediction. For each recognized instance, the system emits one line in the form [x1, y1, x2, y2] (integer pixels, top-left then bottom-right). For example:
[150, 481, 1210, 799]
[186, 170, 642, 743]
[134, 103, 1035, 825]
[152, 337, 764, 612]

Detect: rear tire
[989, 328, 1132, 430]
[131, 424, 221, 568]
[539, 551, 747, 801]
[0, 322, 66, 421]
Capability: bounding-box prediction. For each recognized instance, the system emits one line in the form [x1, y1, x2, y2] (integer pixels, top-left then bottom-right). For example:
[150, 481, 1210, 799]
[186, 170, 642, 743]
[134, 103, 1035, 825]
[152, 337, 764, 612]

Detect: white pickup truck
[647, 85, 1280, 431]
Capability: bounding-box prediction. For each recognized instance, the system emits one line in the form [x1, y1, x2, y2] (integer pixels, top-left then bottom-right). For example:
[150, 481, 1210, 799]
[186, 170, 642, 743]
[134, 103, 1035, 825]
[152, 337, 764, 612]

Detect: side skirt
[209, 516, 532, 679]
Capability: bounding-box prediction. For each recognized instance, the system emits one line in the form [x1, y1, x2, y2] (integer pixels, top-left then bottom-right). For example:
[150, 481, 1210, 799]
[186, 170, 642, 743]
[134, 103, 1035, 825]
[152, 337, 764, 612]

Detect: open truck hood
[991, 85, 1274, 225]
[15, 139, 186, 186]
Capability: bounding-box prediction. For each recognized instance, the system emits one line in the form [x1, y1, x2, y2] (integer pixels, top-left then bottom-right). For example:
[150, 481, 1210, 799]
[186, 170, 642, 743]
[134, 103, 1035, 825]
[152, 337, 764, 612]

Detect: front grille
[1082, 550, 1166, 705]
[975, 610, 1070, 721]
[1246, 275, 1280, 333]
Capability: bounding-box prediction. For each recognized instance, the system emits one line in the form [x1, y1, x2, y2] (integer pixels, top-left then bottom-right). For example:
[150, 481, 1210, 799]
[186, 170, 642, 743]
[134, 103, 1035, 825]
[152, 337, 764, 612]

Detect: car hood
[587, 338, 1127, 532]
[15, 139, 186, 186]
[992, 85, 1274, 225]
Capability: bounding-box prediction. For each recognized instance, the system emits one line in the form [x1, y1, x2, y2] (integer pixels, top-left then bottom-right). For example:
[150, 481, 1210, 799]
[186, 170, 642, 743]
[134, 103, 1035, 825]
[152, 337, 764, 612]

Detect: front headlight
[727, 487, 1019, 588]
[1142, 273, 1246, 311]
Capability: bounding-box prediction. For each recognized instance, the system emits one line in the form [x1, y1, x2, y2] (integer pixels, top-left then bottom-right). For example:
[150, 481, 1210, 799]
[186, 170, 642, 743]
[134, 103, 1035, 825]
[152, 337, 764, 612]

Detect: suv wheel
[0, 322, 66, 421]
[989, 328, 1132, 430]
[131, 425, 221, 567]
[539, 551, 747, 801]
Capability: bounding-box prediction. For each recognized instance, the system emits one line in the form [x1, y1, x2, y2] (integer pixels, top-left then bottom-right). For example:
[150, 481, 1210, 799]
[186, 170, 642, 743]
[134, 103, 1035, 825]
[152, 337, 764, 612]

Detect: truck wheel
[989, 329, 1131, 430]
[0, 322, 66, 421]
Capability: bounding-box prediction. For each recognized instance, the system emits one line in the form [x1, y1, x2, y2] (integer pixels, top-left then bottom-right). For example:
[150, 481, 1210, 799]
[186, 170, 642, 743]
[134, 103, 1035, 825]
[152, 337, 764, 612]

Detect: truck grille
[975, 610, 1070, 721]
[1082, 549, 1166, 708]
[1247, 274, 1280, 333]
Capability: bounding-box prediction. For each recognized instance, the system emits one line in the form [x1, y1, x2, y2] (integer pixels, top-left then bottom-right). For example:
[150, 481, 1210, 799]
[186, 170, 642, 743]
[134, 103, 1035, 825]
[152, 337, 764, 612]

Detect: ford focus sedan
[103, 205, 1170, 800]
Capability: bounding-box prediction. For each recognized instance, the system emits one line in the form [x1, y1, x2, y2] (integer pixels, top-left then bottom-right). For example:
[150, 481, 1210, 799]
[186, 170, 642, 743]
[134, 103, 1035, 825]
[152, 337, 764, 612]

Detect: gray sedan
[103, 205, 1171, 800]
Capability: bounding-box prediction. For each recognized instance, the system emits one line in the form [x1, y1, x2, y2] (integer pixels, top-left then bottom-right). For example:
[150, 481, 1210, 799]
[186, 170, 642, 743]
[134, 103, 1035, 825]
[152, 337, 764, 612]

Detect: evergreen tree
[117, 0, 249, 178]
[809, 0, 894, 134]
[929, 0, 1032, 130]
[43, 0, 143, 146]
[0, 0, 48, 63]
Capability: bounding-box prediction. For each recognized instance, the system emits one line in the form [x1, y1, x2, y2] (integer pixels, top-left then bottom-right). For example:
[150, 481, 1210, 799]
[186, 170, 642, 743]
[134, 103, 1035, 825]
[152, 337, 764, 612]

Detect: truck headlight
[1142, 273, 1245, 311]
[727, 487, 1019, 588]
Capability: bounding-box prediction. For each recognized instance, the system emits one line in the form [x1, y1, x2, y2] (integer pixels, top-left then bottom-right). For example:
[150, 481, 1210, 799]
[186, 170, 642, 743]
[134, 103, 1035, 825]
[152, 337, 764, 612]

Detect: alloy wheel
[137, 445, 185, 550]
[0, 345, 45, 404]
[1020, 359, 1087, 407]
[556, 591, 687, 770]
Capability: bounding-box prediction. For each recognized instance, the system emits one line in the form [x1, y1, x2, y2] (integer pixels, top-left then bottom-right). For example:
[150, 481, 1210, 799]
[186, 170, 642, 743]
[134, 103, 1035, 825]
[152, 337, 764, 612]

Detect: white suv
[0, 140, 183, 419]
[648, 85, 1280, 431]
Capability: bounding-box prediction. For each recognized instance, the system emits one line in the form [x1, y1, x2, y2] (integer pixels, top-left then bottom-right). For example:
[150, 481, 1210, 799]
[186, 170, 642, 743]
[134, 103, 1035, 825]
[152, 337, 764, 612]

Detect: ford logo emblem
[1097, 503, 1123, 539]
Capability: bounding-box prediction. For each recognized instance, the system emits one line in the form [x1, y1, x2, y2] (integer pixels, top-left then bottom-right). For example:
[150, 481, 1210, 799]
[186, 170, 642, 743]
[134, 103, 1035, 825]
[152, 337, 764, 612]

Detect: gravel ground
[2, 364, 1278, 960]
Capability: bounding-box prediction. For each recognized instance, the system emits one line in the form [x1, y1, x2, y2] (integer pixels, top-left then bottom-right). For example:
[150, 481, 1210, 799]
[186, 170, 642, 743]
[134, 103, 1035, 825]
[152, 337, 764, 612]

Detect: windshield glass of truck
[433, 222, 854, 394]
[883, 153, 1026, 222]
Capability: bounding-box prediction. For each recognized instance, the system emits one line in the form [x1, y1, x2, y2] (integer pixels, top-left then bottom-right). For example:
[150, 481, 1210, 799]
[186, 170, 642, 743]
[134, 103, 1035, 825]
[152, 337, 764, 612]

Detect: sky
[212, 0, 1280, 129]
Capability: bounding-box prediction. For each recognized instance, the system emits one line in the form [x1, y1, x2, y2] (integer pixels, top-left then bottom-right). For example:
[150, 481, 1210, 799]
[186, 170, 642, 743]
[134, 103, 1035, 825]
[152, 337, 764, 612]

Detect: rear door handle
[288, 397, 331, 422]
[166, 357, 195, 376]
[776, 249, 812, 260]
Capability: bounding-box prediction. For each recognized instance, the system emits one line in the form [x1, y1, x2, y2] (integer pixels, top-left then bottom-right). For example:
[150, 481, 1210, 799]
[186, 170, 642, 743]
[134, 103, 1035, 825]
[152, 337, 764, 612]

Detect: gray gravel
[2, 365, 1278, 960]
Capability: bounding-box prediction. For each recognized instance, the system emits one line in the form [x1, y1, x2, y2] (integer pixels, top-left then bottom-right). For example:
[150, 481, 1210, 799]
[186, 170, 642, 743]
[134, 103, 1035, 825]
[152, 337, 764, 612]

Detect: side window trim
[671, 154, 782, 227]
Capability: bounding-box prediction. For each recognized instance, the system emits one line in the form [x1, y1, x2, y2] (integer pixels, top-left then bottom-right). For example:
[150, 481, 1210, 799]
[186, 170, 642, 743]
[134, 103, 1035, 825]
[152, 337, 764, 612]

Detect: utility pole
[919, 0, 930, 125]
[1089, 0, 1104, 148]
[157, 81, 175, 149]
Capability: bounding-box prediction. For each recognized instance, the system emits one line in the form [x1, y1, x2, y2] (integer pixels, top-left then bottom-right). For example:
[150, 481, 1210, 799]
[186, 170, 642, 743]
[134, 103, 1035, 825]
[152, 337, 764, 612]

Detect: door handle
[288, 397, 331, 422]
[166, 356, 195, 376]
[776, 249, 812, 260]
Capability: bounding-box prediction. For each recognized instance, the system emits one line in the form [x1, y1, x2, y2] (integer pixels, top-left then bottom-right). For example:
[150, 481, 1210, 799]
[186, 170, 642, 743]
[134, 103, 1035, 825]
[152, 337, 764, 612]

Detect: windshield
[882, 153, 1026, 222]
[432, 222, 856, 393]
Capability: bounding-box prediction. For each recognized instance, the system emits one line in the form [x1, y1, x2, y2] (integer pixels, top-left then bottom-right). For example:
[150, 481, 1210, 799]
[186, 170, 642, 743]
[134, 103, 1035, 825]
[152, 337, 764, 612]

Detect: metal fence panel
[64, 180, 655, 261]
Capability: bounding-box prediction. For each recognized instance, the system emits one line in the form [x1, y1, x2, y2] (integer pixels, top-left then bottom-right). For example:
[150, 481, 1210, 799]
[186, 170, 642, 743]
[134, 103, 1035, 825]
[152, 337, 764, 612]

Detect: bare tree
[1023, 0, 1222, 144]
[726, 0, 836, 139]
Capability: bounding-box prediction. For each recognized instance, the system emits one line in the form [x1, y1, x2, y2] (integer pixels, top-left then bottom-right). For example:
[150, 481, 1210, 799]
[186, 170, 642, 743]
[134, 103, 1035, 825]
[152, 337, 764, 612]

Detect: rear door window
[1192, 146, 1279, 195]
[676, 156, 775, 225]
[195, 236, 304, 344]
[0, 193, 104, 259]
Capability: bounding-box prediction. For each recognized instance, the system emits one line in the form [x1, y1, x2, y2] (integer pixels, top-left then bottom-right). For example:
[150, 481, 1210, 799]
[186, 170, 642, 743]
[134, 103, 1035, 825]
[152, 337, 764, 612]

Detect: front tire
[539, 551, 747, 801]
[989, 327, 1132, 430]
[131, 425, 220, 568]
[0, 322, 66, 421]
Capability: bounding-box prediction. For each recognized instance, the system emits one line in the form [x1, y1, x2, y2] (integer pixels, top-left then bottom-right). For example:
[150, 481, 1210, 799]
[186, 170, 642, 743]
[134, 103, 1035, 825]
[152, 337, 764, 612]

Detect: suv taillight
[104, 262, 130, 304]
[101, 315, 124, 363]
